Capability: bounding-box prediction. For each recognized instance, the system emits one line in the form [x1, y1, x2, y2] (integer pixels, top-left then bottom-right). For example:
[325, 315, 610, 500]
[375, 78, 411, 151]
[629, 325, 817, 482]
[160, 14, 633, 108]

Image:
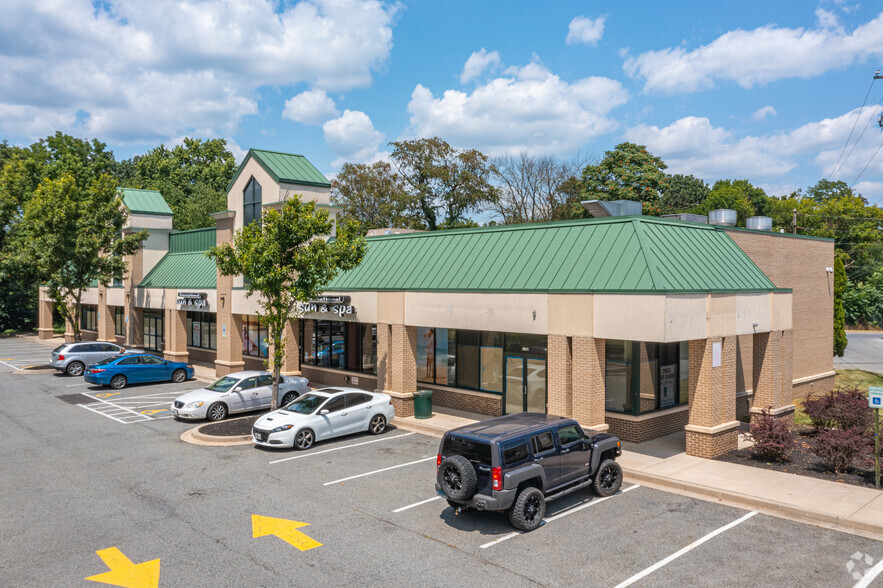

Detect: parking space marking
[392, 496, 442, 513]
[323, 456, 436, 486]
[66, 383, 91, 387]
[269, 432, 416, 464]
[612, 510, 758, 588]
[77, 393, 156, 424]
[855, 558, 883, 588]
[479, 485, 641, 549]
[0, 359, 19, 370]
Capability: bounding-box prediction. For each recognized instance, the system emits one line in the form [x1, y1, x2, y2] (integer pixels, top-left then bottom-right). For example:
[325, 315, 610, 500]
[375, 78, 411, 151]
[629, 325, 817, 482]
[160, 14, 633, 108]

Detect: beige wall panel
[770, 292, 793, 331]
[142, 231, 171, 276]
[278, 183, 331, 205]
[403, 292, 548, 334]
[134, 288, 167, 310]
[547, 294, 592, 337]
[125, 213, 173, 231]
[228, 159, 279, 232]
[663, 294, 707, 341]
[594, 294, 665, 341]
[81, 289, 99, 305]
[378, 292, 406, 325]
[106, 288, 125, 307]
[231, 289, 262, 316]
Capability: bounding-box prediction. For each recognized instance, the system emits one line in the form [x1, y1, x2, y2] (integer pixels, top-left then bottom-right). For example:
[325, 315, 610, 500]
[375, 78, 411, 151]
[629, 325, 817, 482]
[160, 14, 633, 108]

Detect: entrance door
[504, 356, 547, 414]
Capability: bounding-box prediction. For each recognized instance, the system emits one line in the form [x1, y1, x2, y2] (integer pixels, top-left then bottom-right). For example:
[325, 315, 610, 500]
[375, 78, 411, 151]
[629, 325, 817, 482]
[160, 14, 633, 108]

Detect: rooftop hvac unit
[746, 216, 773, 231]
[661, 213, 708, 224]
[580, 199, 643, 218]
[708, 209, 737, 227]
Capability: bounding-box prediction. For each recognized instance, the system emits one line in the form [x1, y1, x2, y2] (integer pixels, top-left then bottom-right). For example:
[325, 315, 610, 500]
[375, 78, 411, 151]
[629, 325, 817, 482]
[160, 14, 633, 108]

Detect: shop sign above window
[177, 292, 208, 309]
[297, 296, 354, 317]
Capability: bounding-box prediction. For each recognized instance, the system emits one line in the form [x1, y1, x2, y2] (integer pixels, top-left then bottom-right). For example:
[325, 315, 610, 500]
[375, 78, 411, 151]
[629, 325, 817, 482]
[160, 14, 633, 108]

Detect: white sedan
[171, 371, 310, 421]
[252, 387, 395, 450]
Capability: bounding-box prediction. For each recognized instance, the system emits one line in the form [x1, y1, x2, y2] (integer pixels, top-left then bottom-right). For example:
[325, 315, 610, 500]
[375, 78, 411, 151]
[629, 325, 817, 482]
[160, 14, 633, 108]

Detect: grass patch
[835, 369, 883, 393]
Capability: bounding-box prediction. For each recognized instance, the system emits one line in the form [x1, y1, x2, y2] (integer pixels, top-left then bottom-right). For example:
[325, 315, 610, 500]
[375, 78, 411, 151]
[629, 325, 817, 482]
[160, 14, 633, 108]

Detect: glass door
[504, 356, 547, 414]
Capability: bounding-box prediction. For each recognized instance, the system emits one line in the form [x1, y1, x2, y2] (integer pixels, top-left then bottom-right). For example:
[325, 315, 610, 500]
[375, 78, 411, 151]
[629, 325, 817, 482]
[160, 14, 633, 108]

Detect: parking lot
[1, 337, 881, 587]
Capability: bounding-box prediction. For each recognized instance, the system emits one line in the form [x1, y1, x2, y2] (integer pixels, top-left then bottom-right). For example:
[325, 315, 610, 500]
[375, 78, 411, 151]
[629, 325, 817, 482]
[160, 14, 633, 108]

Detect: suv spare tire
[437, 455, 478, 501]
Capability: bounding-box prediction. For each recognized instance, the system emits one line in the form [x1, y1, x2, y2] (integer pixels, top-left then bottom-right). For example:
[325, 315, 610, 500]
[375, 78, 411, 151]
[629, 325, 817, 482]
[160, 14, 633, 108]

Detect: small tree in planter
[811, 428, 871, 473]
[803, 387, 872, 432]
[746, 407, 795, 462]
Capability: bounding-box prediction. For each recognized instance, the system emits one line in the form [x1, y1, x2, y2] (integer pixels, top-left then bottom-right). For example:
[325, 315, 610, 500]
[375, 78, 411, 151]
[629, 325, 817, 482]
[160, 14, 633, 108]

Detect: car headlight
[186, 401, 204, 408]
[272, 424, 294, 433]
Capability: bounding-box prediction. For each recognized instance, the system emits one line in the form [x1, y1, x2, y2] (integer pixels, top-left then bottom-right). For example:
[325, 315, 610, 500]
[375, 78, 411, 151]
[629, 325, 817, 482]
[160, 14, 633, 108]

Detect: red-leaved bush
[746, 408, 795, 462]
[803, 387, 871, 432]
[811, 428, 871, 473]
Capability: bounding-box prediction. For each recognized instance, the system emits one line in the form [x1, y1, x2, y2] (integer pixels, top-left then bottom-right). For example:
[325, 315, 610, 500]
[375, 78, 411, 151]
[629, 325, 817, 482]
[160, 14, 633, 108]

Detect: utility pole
[792, 209, 797, 235]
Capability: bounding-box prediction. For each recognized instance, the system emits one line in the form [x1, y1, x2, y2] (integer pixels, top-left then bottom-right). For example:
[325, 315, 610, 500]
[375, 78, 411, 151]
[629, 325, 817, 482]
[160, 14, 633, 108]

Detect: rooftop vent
[661, 213, 708, 224]
[708, 209, 738, 227]
[581, 200, 643, 218]
[746, 216, 773, 231]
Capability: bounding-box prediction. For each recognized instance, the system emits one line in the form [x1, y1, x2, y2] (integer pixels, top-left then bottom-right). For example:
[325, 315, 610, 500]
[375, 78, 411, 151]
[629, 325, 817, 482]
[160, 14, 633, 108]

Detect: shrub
[746, 408, 795, 462]
[803, 387, 872, 432]
[811, 428, 871, 473]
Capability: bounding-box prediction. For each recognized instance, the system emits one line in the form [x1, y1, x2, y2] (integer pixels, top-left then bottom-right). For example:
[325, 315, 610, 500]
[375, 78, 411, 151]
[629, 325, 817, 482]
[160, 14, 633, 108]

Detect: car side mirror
[234, 387, 243, 392]
[320, 409, 329, 415]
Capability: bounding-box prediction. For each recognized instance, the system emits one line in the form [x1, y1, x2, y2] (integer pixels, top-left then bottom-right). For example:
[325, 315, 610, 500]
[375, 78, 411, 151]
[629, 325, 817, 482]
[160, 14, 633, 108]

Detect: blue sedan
[84, 354, 194, 389]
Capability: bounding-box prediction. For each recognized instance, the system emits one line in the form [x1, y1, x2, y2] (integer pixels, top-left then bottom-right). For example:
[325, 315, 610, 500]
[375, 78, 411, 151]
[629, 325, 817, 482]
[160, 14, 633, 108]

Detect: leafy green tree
[13, 174, 146, 341]
[581, 142, 669, 213]
[331, 161, 417, 230]
[833, 255, 848, 357]
[694, 181, 758, 226]
[843, 267, 883, 327]
[209, 197, 366, 409]
[389, 137, 499, 230]
[660, 174, 709, 214]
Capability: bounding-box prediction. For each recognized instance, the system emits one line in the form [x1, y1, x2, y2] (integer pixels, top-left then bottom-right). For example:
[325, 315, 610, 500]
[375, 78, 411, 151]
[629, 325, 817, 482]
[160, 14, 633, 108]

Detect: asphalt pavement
[1, 336, 882, 587]
[836, 331, 883, 375]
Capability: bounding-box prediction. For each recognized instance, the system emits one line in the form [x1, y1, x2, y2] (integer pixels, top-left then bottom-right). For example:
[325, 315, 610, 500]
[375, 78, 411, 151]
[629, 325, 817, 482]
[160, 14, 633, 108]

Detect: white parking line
[0, 359, 19, 370]
[323, 456, 436, 486]
[270, 432, 416, 464]
[479, 484, 641, 549]
[65, 383, 91, 387]
[393, 496, 442, 513]
[78, 394, 154, 422]
[612, 510, 758, 588]
[855, 558, 883, 588]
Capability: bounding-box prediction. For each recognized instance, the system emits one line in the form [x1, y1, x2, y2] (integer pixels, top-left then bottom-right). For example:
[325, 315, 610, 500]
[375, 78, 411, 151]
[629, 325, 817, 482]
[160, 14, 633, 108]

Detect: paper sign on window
[712, 342, 722, 367]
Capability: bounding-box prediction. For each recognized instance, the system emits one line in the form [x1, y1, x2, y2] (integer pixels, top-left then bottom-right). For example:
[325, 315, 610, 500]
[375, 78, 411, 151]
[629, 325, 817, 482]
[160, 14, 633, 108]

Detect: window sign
[660, 364, 677, 408]
[297, 301, 355, 317]
[193, 322, 201, 347]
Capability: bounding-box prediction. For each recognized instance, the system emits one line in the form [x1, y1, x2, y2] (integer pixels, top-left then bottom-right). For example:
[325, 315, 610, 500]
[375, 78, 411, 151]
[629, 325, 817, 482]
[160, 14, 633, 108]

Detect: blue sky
[2, 0, 883, 205]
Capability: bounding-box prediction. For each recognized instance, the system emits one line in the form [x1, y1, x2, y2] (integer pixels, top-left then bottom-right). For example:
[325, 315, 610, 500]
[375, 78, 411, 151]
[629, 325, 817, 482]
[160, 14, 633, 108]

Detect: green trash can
[414, 389, 433, 419]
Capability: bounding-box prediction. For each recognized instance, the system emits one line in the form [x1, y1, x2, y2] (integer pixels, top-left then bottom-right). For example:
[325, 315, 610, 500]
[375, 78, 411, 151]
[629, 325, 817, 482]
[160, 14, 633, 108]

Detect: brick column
[572, 336, 607, 431]
[97, 288, 115, 342]
[376, 323, 391, 390]
[751, 330, 795, 425]
[38, 296, 54, 340]
[376, 323, 416, 417]
[211, 211, 244, 377]
[129, 307, 144, 348]
[163, 307, 188, 362]
[685, 336, 739, 458]
[270, 318, 301, 376]
[123, 246, 143, 347]
[547, 334, 572, 417]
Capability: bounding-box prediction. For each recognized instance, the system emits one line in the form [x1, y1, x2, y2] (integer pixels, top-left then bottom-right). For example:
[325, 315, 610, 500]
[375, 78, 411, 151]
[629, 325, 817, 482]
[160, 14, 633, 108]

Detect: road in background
[837, 332, 883, 375]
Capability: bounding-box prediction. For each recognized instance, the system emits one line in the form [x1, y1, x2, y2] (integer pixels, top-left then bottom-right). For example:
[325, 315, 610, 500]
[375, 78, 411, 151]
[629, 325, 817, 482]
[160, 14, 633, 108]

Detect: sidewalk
[396, 407, 883, 542]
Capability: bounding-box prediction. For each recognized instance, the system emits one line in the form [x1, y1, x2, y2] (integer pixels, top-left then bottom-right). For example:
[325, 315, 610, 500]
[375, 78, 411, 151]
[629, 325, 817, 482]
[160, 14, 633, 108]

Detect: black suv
[435, 413, 623, 531]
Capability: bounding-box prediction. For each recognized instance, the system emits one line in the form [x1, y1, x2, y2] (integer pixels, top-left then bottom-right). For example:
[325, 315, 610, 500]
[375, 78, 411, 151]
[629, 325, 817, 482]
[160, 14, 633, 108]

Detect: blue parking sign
[870, 387, 883, 408]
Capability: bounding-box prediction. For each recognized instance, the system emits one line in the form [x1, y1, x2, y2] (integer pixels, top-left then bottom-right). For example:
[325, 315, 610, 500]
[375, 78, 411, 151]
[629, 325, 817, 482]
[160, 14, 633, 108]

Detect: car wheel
[207, 402, 227, 421]
[293, 428, 314, 450]
[110, 374, 127, 390]
[437, 455, 478, 501]
[66, 361, 85, 377]
[592, 459, 623, 497]
[281, 392, 297, 406]
[171, 369, 187, 383]
[509, 486, 545, 532]
[368, 414, 387, 435]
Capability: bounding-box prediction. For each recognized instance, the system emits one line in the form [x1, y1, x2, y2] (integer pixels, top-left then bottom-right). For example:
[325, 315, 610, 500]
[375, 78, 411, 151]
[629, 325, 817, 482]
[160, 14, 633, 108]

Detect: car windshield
[206, 376, 239, 392]
[94, 356, 119, 366]
[282, 394, 327, 414]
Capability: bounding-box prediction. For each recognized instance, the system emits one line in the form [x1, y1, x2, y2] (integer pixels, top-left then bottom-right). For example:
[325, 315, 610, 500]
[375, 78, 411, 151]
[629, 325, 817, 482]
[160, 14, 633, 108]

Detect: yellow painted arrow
[86, 547, 160, 588]
[252, 515, 322, 551]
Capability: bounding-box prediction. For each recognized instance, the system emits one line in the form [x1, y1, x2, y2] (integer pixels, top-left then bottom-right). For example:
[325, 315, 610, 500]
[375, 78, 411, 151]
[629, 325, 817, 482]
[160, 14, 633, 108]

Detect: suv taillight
[436, 454, 442, 469]
[58, 355, 64, 361]
[492, 467, 502, 491]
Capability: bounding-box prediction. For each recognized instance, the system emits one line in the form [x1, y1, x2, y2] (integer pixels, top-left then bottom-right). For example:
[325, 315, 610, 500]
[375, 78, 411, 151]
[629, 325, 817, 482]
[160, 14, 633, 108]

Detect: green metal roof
[120, 188, 173, 216]
[327, 216, 784, 294]
[226, 149, 331, 192]
[139, 228, 217, 289]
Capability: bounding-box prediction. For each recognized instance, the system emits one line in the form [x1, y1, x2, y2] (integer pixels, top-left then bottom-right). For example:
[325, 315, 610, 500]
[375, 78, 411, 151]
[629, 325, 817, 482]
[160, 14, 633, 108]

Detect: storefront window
[299, 319, 375, 374]
[480, 332, 503, 393]
[113, 307, 124, 336]
[187, 312, 216, 350]
[416, 327, 436, 383]
[605, 340, 689, 415]
[80, 305, 97, 331]
[242, 316, 268, 358]
[360, 324, 376, 375]
[143, 310, 163, 351]
[436, 329, 455, 386]
[605, 340, 633, 413]
[457, 330, 480, 390]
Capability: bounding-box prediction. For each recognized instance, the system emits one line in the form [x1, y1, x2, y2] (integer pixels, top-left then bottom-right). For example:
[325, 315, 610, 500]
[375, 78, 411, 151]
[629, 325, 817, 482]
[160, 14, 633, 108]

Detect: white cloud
[853, 181, 883, 203]
[283, 90, 339, 125]
[625, 106, 883, 183]
[566, 15, 606, 46]
[750, 106, 777, 121]
[0, 0, 397, 143]
[407, 60, 628, 156]
[624, 12, 883, 93]
[322, 110, 384, 166]
[460, 49, 501, 84]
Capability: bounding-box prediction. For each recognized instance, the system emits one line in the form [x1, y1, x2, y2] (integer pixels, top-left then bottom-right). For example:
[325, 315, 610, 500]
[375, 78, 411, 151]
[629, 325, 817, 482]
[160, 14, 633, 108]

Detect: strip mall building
[38, 149, 835, 459]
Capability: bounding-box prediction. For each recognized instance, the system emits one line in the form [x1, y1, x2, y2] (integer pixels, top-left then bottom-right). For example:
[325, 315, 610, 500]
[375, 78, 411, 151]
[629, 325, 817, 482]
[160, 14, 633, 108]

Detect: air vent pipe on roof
[746, 216, 773, 231]
[708, 209, 738, 227]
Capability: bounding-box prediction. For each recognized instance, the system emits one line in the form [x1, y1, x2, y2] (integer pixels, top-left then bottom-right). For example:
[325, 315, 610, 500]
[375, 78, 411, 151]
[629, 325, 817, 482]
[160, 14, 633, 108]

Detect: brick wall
[793, 374, 836, 400]
[686, 428, 739, 459]
[418, 384, 502, 417]
[547, 335, 572, 417]
[606, 409, 689, 442]
[572, 337, 605, 426]
[726, 230, 833, 383]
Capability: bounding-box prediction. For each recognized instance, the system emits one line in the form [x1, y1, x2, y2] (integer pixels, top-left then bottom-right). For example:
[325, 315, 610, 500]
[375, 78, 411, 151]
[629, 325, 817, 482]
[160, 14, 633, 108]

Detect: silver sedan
[170, 371, 310, 421]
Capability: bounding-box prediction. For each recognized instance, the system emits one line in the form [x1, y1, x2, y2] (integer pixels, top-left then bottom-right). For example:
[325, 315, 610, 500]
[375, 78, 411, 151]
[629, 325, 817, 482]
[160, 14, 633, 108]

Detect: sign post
[870, 386, 882, 489]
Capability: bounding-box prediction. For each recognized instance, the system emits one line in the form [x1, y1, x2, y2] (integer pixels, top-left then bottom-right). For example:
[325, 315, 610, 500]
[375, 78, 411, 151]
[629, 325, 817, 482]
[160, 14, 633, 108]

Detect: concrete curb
[180, 424, 254, 447]
[623, 468, 883, 542]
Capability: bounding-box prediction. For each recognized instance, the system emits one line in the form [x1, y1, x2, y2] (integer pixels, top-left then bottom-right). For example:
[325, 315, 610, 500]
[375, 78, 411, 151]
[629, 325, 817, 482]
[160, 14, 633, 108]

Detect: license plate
[171, 409, 178, 416]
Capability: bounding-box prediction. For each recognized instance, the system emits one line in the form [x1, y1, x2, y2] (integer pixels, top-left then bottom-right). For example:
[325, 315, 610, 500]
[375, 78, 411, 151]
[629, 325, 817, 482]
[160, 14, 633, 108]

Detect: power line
[829, 74, 876, 179]
[831, 94, 883, 181]
[851, 139, 883, 189]
[797, 212, 883, 220]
